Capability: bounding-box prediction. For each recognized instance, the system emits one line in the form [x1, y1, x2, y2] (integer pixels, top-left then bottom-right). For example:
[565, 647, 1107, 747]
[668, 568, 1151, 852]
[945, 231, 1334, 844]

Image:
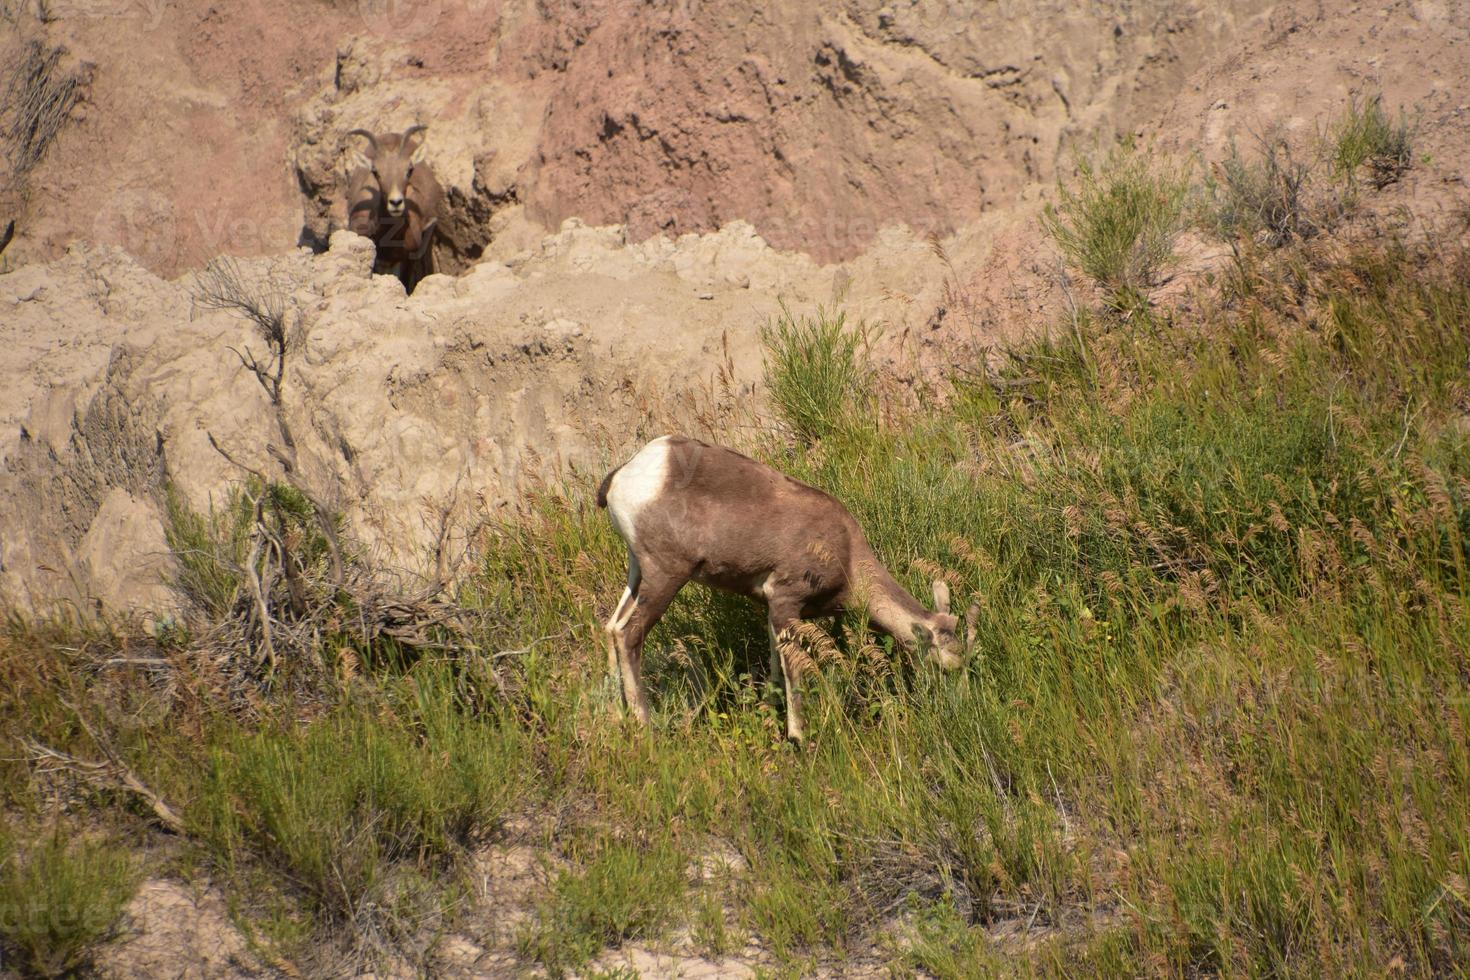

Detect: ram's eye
[407, 165, 414, 178]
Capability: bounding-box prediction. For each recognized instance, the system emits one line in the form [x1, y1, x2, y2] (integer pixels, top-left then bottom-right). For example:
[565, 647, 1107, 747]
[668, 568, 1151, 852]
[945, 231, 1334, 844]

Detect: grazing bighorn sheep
[345, 125, 442, 294]
[597, 435, 968, 742]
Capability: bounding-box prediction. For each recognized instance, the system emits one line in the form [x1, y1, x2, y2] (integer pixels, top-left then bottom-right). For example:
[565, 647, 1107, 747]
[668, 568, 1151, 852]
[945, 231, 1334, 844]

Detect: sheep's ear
[349, 148, 373, 173]
[410, 139, 429, 166]
[932, 579, 951, 614]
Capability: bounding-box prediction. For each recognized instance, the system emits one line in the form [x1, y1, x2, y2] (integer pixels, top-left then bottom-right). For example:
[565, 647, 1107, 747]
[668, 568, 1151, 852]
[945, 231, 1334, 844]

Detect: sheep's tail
[596, 465, 621, 509]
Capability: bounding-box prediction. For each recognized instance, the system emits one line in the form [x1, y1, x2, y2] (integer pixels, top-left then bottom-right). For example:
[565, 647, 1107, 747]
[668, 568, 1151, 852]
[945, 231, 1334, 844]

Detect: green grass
[517, 833, 687, 975]
[163, 481, 254, 617]
[896, 898, 999, 978]
[1042, 139, 1191, 310]
[191, 666, 526, 925]
[0, 825, 138, 977]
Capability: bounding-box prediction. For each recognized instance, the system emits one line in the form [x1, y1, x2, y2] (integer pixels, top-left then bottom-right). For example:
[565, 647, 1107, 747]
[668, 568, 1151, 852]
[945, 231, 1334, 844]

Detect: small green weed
[899, 899, 996, 979]
[1331, 93, 1417, 188]
[518, 834, 687, 976]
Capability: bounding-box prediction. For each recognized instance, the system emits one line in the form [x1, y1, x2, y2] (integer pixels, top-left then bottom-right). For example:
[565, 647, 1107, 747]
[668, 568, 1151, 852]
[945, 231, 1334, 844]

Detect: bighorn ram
[345, 125, 442, 294]
[597, 435, 969, 741]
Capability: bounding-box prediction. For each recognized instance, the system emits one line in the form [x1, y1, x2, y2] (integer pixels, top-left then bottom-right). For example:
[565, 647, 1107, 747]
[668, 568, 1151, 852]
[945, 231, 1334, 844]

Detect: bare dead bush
[176, 480, 489, 697]
[193, 258, 290, 354]
[2, 39, 84, 183]
[183, 259, 498, 699]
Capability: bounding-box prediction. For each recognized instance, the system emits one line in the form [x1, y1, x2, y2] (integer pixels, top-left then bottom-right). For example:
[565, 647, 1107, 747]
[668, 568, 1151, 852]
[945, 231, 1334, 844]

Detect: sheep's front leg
[767, 608, 805, 743]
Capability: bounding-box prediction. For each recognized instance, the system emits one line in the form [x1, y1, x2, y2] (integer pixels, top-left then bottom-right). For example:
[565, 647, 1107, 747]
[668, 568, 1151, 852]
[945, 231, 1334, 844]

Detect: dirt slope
[0, 216, 958, 612]
[4, 0, 1275, 275]
[2, 0, 1469, 619]
[946, 0, 1470, 337]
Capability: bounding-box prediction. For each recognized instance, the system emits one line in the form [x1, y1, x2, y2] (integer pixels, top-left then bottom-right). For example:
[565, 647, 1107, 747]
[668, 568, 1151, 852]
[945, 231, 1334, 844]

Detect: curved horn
[402, 123, 428, 148]
[346, 128, 379, 156]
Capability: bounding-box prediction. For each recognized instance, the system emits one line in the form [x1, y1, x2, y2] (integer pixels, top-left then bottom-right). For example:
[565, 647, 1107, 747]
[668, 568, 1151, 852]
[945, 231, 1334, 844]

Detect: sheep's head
[348, 126, 428, 219]
[912, 580, 975, 671]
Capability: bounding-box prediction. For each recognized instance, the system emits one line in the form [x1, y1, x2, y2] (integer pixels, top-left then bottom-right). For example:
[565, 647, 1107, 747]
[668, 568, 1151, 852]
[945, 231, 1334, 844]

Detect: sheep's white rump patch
[604, 435, 673, 552]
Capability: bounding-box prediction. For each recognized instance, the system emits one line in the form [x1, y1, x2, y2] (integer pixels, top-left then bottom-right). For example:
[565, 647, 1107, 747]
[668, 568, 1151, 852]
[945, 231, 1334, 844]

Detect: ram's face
[350, 131, 428, 219]
[376, 152, 413, 218]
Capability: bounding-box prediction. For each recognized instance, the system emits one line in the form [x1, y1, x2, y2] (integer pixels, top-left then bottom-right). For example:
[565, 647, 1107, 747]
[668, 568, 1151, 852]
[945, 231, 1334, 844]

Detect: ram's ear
[348, 148, 373, 173]
[932, 579, 951, 615]
[410, 139, 429, 166]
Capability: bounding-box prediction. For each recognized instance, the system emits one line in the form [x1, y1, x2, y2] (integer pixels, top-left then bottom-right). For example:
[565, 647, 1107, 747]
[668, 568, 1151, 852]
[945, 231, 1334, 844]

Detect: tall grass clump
[1042, 139, 1191, 310]
[163, 482, 255, 617]
[761, 304, 875, 444]
[0, 826, 137, 977]
[1331, 93, 1417, 188]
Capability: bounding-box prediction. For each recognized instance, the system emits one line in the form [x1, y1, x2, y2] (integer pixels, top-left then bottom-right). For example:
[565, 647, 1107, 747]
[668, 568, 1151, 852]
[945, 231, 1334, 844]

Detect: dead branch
[242, 496, 277, 672]
[25, 701, 186, 834]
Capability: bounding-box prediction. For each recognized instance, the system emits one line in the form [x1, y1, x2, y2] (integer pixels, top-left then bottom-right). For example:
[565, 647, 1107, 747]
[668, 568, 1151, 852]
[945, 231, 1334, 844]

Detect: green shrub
[1331, 93, 1417, 188]
[1042, 140, 1191, 310]
[0, 826, 137, 978]
[761, 304, 875, 444]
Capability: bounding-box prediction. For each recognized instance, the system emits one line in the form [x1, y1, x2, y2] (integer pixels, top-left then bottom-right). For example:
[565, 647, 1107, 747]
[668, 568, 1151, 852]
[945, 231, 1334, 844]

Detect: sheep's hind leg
[604, 552, 641, 706]
[613, 568, 684, 727]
